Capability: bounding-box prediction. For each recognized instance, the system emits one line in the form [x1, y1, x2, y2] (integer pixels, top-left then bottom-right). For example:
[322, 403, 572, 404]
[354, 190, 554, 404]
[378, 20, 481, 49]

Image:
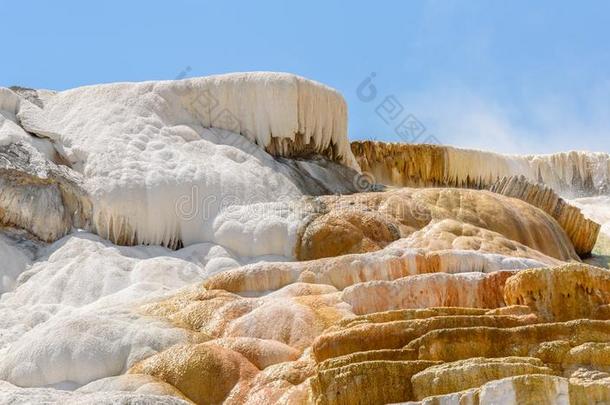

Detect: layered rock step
[95, 262, 610, 405]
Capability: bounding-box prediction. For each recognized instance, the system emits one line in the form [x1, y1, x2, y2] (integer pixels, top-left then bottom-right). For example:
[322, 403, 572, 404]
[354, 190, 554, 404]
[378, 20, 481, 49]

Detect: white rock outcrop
[9, 73, 359, 251]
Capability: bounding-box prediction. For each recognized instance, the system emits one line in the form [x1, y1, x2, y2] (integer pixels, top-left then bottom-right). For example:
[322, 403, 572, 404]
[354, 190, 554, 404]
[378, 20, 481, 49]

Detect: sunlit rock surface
[504, 264, 610, 321]
[352, 140, 610, 196]
[114, 262, 610, 404]
[203, 246, 550, 297]
[400, 373, 610, 405]
[410, 357, 556, 400]
[0, 141, 91, 242]
[490, 175, 600, 256]
[14, 73, 359, 250]
[1, 73, 608, 404]
[298, 188, 580, 262]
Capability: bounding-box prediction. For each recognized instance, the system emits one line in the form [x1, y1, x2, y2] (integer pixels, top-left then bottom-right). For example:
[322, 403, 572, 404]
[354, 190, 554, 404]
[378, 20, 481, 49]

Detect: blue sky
[3, 0, 610, 153]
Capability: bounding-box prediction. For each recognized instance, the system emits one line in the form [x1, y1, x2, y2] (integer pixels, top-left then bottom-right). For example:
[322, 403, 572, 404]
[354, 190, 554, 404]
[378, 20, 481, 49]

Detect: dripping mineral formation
[0, 72, 609, 404]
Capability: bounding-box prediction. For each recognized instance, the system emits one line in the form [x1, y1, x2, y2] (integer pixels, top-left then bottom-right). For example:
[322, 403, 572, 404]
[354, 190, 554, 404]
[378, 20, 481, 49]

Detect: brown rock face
[350, 141, 449, 188]
[404, 319, 610, 362]
[129, 343, 259, 404]
[298, 188, 580, 262]
[0, 142, 92, 242]
[310, 360, 439, 405]
[308, 314, 610, 404]
[402, 219, 565, 265]
[504, 264, 610, 321]
[311, 314, 538, 362]
[351, 140, 610, 196]
[410, 357, 556, 400]
[296, 209, 400, 260]
[341, 271, 515, 315]
[490, 175, 600, 257]
[351, 141, 602, 257]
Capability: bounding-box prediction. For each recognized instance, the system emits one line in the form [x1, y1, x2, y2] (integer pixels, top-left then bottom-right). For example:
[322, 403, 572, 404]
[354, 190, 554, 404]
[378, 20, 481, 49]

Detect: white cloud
[399, 83, 610, 154]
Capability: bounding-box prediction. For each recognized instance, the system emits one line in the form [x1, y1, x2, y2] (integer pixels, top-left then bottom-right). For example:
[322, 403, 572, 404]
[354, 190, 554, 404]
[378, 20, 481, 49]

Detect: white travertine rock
[0, 228, 42, 293]
[12, 73, 359, 251]
[76, 373, 189, 398]
[0, 308, 194, 388]
[0, 380, 190, 405]
[0, 231, 253, 388]
[0, 88, 56, 159]
[18, 73, 356, 167]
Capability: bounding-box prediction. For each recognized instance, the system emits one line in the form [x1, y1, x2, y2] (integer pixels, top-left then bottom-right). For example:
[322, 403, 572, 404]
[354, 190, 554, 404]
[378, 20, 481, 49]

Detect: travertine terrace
[0, 73, 608, 404]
